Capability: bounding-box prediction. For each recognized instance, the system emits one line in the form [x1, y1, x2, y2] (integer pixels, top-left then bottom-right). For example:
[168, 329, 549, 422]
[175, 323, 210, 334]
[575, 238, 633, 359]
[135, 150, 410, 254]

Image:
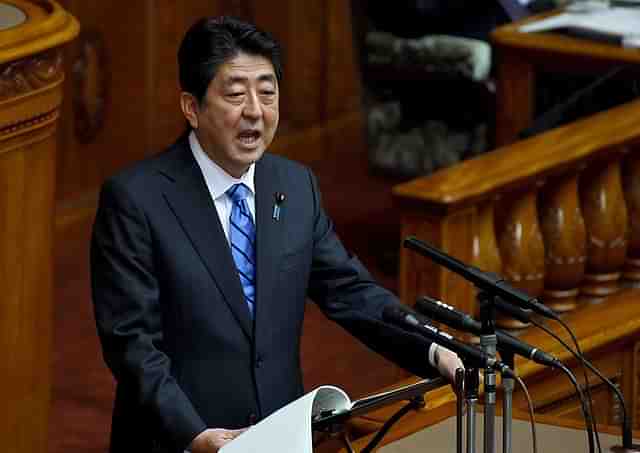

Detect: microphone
[382, 304, 515, 378]
[403, 236, 557, 320]
[272, 192, 285, 221]
[415, 296, 561, 369]
[494, 296, 533, 324]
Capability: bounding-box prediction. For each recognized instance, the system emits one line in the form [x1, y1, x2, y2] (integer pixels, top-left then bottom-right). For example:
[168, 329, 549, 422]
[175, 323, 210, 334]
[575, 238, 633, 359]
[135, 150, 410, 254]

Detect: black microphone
[272, 192, 285, 221]
[382, 304, 515, 378]
[415, 296, 561, 369]
[403, 236, 557, 320]
[493, 296, 532, 324]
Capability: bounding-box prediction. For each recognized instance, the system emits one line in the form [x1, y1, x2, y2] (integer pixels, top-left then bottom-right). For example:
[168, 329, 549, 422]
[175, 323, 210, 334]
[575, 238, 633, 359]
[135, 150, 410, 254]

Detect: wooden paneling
[0, 3, 78, 452]
[326, 0, 361, 117]
[55, 0, 365, 222]
[57, 0, 147, 200]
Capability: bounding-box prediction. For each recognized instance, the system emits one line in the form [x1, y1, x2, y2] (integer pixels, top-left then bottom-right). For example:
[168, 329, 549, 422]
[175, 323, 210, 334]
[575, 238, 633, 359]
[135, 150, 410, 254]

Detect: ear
[180, 92, 199, 129]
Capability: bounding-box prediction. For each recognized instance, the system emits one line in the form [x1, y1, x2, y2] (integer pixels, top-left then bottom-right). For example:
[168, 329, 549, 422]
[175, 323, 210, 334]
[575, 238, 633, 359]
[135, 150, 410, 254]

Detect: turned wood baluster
[497, 188, 546, 330]
[622, 149, 640, 287]
[471, 199, 504, 321]
[539, 173, 587, 313]
[579, 158, 629, 303]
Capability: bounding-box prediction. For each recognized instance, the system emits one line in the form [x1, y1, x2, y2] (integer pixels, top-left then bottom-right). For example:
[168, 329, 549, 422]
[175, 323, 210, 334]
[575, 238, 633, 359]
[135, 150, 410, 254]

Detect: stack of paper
[519, 7, 640, 41]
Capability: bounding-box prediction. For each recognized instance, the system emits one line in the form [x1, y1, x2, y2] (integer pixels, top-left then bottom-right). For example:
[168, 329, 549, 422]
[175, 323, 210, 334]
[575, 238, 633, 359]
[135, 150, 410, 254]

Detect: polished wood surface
[539, 173, 586, 311]
[394, 98, 640, 319]
[491, 9, 640, 146]
[496, 187, 545, 327]
[0, 2, 78, 453]
[580, 156, 629, 302]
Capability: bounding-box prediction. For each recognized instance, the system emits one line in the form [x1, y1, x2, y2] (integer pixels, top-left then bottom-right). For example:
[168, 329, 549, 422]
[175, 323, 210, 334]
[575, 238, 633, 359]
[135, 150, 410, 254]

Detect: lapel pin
[272, 192, 286, 221]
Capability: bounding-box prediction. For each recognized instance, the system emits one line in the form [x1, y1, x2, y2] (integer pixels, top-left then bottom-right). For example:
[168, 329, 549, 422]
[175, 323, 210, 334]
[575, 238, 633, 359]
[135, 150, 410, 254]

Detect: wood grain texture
[0, 4, 77, 453]
[0, 1, 78, 64]
[580, 157, 628, 302]
[539, 173, 586, 312]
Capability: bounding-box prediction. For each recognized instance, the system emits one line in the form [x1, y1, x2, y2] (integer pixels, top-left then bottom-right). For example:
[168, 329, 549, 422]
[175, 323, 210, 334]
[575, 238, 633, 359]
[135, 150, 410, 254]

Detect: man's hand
[435, 345, 465, 382]
[189, 427, 248, 453]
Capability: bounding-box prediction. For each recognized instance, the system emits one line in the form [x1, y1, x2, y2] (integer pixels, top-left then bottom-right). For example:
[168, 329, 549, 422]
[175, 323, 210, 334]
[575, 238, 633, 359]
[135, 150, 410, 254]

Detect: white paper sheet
[220, 386, 351, 453]
[519, 7, 640, 37]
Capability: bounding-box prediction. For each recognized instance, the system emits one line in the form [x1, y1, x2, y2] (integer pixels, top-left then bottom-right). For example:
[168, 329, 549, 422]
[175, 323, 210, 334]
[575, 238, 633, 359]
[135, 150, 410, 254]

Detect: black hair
[178, 16, 283, 105]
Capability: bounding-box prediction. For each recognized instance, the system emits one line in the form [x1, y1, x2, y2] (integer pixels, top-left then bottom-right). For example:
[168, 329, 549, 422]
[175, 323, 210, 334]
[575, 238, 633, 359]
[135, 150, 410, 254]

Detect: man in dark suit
[91, 16, 462, 453]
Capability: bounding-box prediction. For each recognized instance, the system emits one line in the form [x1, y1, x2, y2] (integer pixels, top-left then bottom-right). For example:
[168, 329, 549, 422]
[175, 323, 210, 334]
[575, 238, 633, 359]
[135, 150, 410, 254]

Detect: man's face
[186, 52, 279, 178]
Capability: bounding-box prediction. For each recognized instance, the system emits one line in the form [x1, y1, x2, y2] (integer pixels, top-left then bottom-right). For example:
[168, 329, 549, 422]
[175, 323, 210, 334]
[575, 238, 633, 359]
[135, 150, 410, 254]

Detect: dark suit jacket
[91, 136, 437, 452]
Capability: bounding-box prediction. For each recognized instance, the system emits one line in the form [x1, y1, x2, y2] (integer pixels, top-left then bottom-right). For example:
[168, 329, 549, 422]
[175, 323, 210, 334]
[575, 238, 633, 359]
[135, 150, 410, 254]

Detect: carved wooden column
[539, 173, 587, 313]
[496, 188, 545, 329]
[580, 156, 629, 303]
[0, 2, 78, 453]
[471, 199, 503, 321]
[622, 148, 640, 287]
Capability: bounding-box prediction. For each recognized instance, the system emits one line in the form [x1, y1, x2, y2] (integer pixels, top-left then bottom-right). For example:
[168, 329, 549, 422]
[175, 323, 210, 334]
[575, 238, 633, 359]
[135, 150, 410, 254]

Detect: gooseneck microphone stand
[478, 291, 498, 453]
[501, 350, 515, 453]
[479, 294, 515, 453]
[466, 368, 480, 453]
[455, 368, 465, 453]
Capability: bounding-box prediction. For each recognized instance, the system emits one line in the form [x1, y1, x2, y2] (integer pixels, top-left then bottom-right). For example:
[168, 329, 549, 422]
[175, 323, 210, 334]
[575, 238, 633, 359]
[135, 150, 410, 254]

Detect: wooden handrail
[393, 98, 640, 209]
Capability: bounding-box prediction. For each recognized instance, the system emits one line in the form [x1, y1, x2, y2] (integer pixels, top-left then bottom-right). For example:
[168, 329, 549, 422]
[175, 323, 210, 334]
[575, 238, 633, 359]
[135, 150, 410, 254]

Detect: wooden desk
[491, 10, 640, 146]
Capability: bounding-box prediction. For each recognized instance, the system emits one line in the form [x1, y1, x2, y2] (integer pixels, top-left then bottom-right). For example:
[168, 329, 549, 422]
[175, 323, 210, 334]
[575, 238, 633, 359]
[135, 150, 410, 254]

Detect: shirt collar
[189, 131, 256, 200]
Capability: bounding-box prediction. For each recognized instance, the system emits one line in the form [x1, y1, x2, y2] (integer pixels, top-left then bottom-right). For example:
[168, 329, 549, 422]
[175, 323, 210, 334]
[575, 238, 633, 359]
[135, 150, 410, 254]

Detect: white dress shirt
[188, 131, 444, 371]
[189, 131, 256, 243]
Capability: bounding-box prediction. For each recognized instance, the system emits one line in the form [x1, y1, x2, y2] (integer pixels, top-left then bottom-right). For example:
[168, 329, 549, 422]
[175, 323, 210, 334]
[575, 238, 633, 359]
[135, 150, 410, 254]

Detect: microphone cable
[512, 373, 538, 453]
[531, 317, 602, 453]
[556, 361, 597, 453]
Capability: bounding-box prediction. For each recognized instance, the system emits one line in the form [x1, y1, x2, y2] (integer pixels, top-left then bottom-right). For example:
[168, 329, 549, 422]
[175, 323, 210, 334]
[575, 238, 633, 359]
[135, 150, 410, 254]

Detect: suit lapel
[159, 142, 254, 341]
[254, 156, 285, 341]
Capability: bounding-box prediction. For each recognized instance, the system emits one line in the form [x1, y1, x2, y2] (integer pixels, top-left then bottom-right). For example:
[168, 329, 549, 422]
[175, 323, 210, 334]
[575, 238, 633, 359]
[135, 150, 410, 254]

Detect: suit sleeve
[304, 168, 439, 379]
[90, 179, 207, 450]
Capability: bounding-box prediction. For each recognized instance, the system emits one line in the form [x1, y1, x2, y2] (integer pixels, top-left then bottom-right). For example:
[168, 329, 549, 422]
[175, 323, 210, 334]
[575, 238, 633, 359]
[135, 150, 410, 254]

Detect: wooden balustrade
[394, 98, 640, 327]
[387, 98, 640, 434]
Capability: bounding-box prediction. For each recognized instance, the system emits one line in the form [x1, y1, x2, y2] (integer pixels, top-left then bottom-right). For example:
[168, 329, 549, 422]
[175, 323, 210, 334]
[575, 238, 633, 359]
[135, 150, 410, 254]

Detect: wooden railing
[328, 99, 640, 453]
[393, 98, 640, 329]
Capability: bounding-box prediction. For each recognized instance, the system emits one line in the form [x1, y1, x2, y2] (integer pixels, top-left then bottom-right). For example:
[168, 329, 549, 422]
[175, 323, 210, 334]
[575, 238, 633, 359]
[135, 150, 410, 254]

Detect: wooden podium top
[491, 9, 640, 66]
[0, 0, 79, 65]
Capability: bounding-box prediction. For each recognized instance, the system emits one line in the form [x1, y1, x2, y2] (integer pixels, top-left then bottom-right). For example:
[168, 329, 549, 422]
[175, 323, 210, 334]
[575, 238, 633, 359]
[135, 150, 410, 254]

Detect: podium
[0, 2, 78, 453]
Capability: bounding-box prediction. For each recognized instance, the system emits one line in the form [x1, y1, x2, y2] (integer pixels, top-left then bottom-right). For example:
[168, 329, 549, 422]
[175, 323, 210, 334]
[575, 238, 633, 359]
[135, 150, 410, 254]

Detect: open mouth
[237, 130, 261, 146]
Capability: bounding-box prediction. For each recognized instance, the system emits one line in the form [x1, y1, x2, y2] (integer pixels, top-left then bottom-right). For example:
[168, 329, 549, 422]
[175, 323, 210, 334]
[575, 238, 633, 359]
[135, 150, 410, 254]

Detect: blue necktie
[227, 183, 256, 318]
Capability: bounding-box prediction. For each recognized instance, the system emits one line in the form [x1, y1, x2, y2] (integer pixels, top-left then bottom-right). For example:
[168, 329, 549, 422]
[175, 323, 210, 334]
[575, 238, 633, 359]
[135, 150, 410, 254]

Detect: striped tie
[227, 183, 256, 318]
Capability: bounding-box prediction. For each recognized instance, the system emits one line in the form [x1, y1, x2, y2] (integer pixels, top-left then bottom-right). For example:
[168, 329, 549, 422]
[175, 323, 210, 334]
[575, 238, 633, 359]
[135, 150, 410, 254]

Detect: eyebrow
[224, 74, 277, 86]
